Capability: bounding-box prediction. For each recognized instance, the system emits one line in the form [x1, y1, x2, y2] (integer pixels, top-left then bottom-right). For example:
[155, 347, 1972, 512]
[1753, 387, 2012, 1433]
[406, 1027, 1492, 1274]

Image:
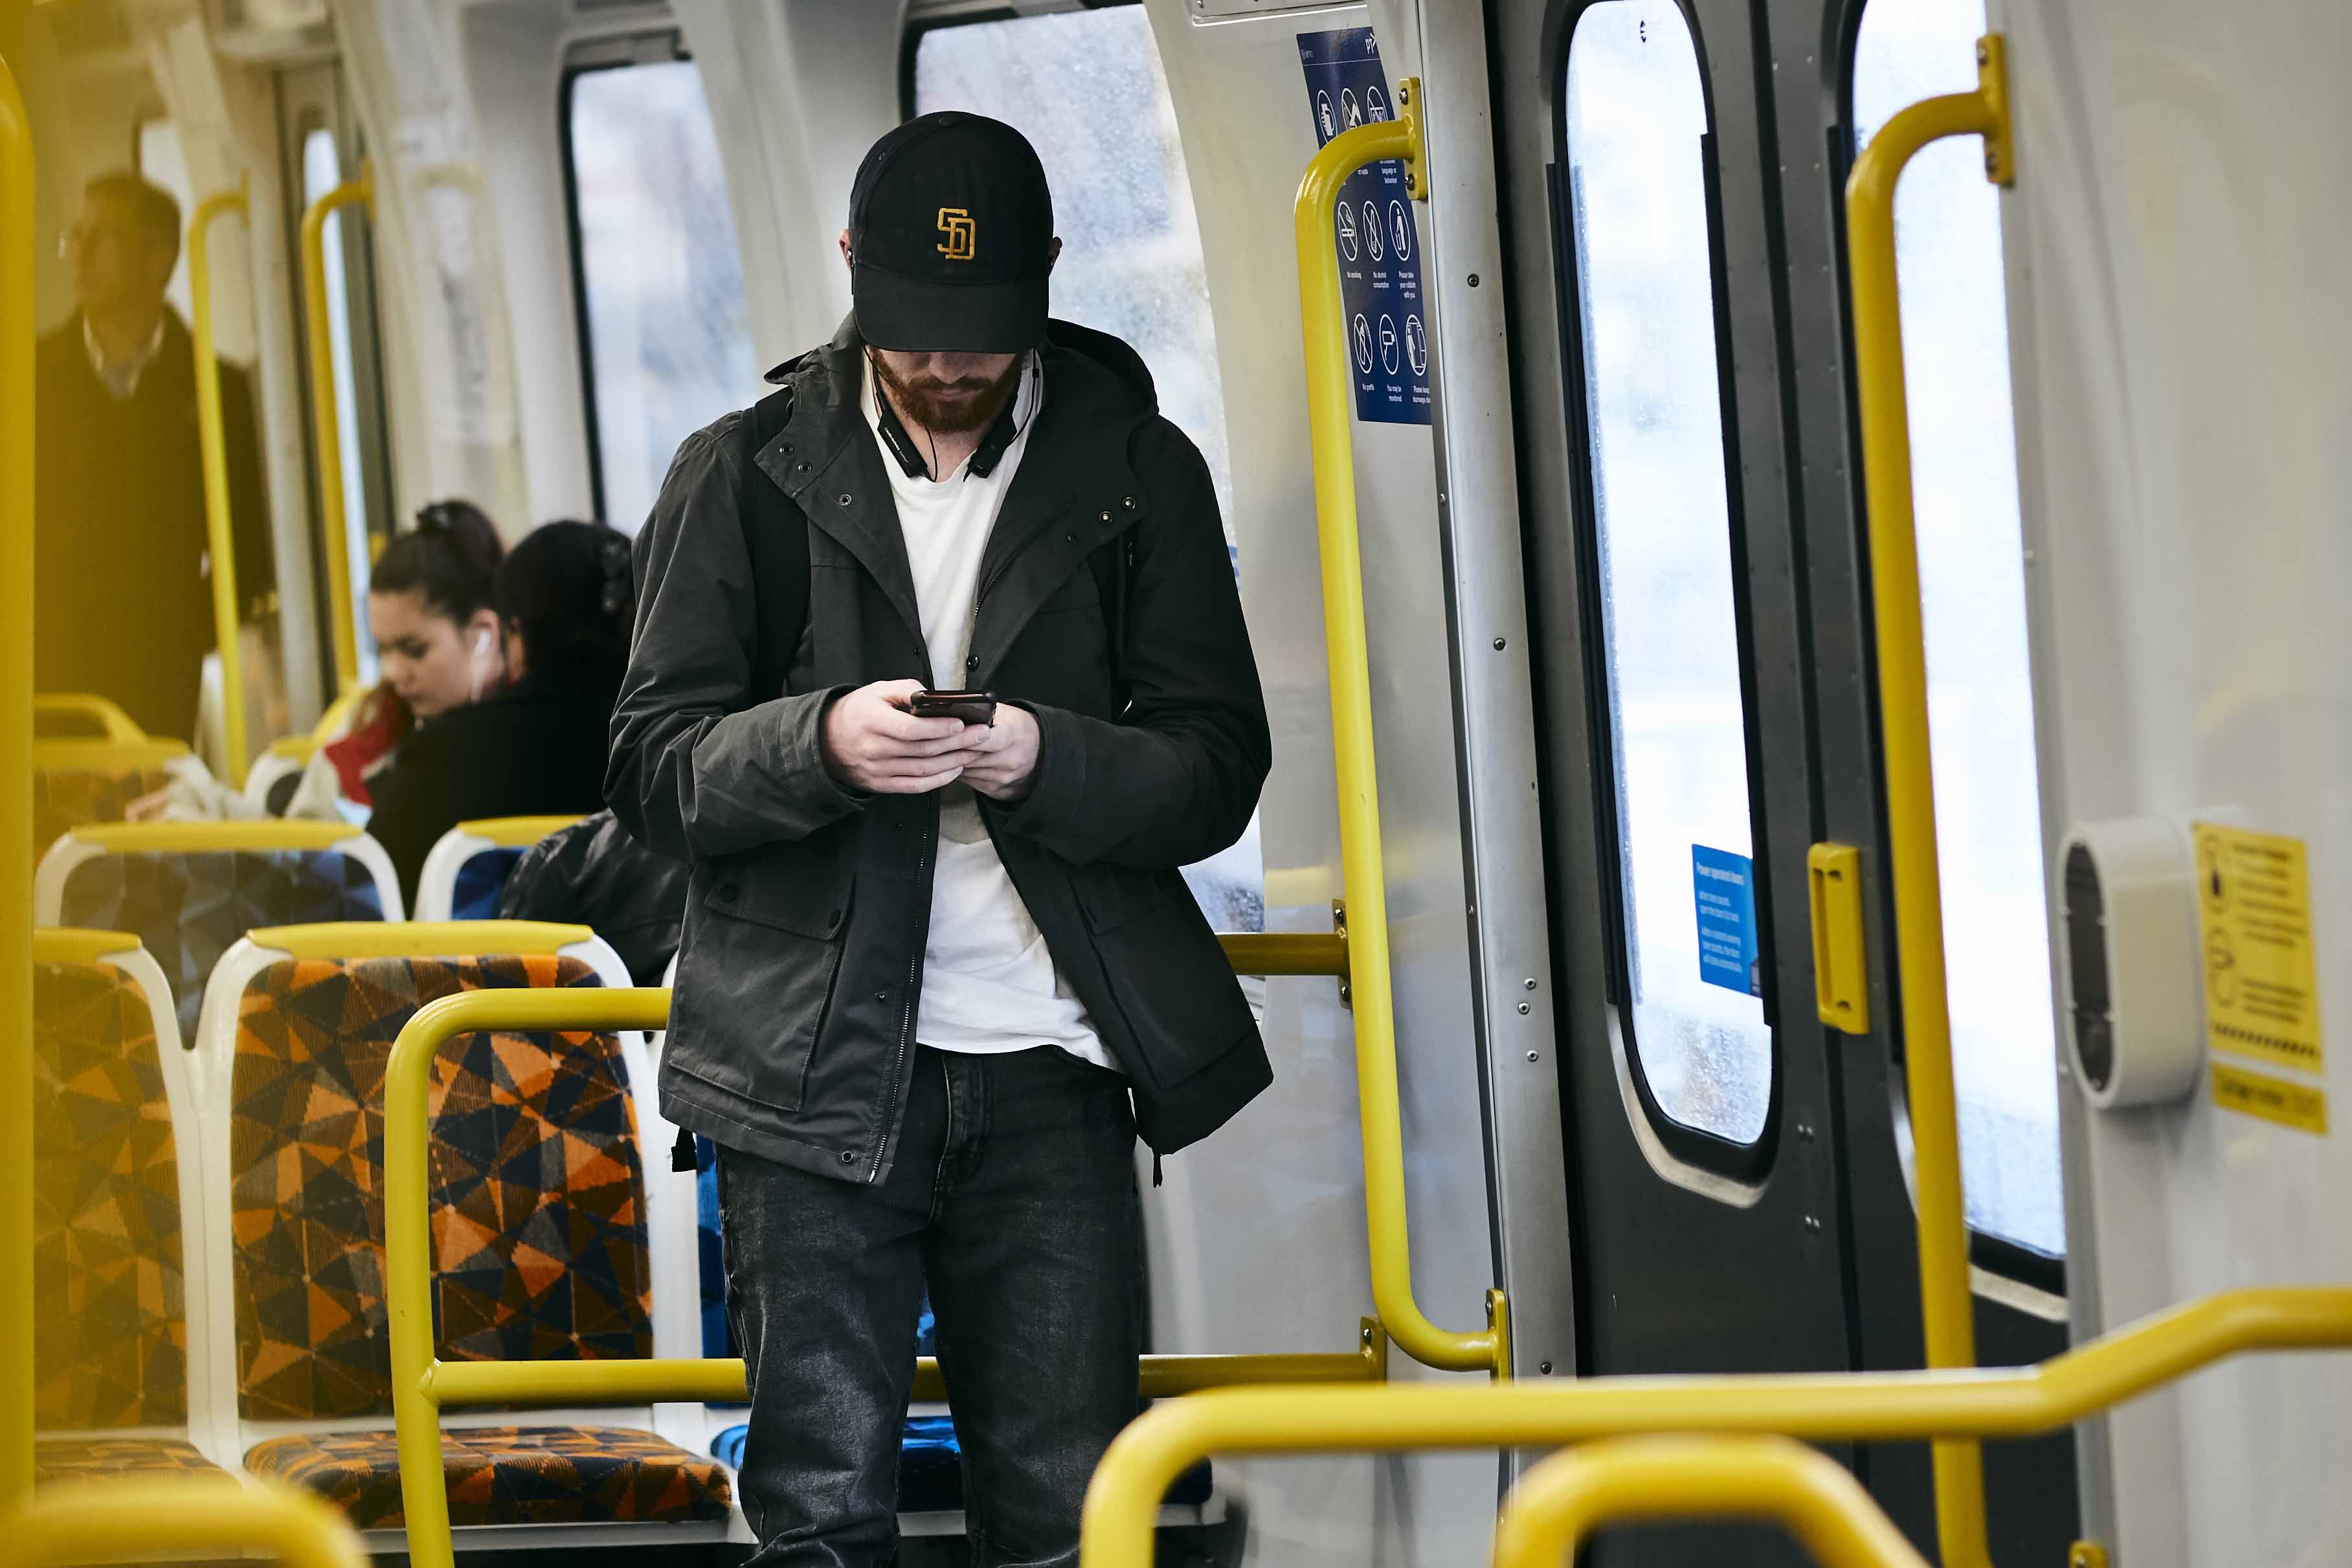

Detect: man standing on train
[36, 172, 273, 741]
[609, 113, 1271, 1567]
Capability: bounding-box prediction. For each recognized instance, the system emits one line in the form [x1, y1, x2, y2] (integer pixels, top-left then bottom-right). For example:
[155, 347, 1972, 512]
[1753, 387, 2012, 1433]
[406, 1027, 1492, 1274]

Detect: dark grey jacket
[607, 318, 1271, 1185]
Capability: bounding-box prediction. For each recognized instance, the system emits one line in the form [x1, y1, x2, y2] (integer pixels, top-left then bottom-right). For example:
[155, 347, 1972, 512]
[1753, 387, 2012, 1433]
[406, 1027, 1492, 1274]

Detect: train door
[276, 62, 392, 686]
[1487, 0, 2074, 1559]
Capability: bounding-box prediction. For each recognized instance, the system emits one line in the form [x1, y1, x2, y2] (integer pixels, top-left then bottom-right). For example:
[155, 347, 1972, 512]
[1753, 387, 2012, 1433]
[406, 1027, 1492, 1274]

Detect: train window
[135, 117, 194, 320]
[1853, 0, 2061, 1260]
[910, 3, 1233, 514]
[1562, 0, 1770, 1151]
[913, 3, 1260, 937]
[562, 49, 756, 533]
[301, 127, 379, 683]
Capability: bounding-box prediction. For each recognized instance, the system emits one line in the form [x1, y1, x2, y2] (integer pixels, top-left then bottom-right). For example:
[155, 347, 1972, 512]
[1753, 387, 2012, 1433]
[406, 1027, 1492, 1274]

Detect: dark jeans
[718, 1044, 1143, 1568]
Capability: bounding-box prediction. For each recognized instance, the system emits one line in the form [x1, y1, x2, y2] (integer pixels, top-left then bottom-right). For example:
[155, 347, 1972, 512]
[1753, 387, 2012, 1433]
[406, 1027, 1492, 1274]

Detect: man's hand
[961, 702, 1042, 802]
[822, 679, 989, 794]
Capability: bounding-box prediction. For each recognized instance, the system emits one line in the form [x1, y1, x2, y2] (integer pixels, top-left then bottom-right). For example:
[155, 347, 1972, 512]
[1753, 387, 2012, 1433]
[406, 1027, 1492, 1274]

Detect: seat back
[32, 739, 191, 860]
[37, 822, 401, 1040]
[190, 922, 671, 1435]
[32, 930, 210, 1441]
[413, 816, 585, 923]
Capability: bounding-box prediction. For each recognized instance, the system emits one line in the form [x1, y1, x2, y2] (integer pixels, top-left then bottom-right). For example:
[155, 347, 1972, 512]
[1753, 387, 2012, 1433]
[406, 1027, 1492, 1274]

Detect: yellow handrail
[299, 166, 374, 697]
[190, 180, 253, 781]
[1843, 33, 2011, 1568]
[1077, 1286, 2352, 1568]
[11, 1477, 368, 1568]
[383, 987, 1383, 1568]
[0, 50, 35, 1510]
[1294, 77, 1505, 1378]
[1490, 1436, 1931, 1568]
[1218, 930, 1347, 978]
[32, 693, 146, 745]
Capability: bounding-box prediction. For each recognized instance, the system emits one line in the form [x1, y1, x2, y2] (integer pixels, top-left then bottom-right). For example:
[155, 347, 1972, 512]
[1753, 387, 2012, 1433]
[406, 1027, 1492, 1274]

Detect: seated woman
[364, 520, 634, 908]
[135, 500, 507, 823]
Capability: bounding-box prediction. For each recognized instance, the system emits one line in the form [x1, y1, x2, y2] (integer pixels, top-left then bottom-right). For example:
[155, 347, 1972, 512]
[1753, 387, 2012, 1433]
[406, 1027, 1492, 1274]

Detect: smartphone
[908, 689, 998, 725]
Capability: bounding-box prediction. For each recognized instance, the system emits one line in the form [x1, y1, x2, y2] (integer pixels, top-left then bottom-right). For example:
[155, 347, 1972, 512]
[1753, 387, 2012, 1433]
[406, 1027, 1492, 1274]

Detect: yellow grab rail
[32, 693, 146, 744]
[1843, 33, 2011, 1568]
[299, 166, 375, 697]
[1218, 929, 1347, 978]
[1491, 1435, 1931, 1568]
[190, 181, 253, 781]
[1078, 1286, 2352, 1568]
[1294, 78, 1505, 1378]
[384, 988, 1382, 1568]
[1, 50, 35, 1509]
[11, 1477, 368, 1568]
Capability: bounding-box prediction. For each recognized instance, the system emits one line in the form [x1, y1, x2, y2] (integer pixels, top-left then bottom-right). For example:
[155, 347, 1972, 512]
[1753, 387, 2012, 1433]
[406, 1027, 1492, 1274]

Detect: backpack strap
[739, 386, 809, 699]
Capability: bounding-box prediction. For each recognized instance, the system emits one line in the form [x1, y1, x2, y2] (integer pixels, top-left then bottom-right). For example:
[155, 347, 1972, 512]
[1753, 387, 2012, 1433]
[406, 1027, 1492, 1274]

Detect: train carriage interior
[3, 0, 2349, 1565]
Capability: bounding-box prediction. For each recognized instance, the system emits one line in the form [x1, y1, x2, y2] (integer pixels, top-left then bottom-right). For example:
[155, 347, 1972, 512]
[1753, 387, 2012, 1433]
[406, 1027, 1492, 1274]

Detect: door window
[1562, 0, 1771, 1152]
[302, 127, 380, 686]
[563, 49, 757, 534]
[1852, 0, 2061, 1262]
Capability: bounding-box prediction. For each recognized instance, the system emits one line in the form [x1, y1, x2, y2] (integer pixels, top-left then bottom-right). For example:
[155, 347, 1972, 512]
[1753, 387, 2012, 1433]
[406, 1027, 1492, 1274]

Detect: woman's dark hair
[496, 520, 634, 687]
[371, 500, 504, 625]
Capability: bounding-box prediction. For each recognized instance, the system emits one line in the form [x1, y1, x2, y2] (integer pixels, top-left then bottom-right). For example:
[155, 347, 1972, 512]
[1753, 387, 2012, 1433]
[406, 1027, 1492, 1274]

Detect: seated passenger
[133, 501, 506, 824]
[365, 520, 634, 908]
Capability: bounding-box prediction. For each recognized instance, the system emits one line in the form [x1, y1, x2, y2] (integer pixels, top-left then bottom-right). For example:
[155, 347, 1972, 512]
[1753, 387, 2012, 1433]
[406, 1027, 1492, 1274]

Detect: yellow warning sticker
[2211, 1060, 2328, 1135]
[2193, 823, 2324, 1072]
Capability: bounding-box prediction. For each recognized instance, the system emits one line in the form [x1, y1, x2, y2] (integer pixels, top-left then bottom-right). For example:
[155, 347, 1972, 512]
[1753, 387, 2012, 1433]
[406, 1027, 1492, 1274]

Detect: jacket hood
[765, 315, 1158, 423]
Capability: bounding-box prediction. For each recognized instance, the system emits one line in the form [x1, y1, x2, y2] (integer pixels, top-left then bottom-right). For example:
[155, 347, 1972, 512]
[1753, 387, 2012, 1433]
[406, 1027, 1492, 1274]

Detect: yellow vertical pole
[1290, 80, 1506, 1378]
[190, 181, 251, 781]
[1844, 34, 2012, 1568]
[299, 165, 373, 696]
[0, 49, 36, 1509]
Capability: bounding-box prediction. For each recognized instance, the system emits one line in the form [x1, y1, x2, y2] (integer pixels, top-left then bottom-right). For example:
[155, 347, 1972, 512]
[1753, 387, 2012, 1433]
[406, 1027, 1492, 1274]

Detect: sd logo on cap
[846, 112, 1055, 353]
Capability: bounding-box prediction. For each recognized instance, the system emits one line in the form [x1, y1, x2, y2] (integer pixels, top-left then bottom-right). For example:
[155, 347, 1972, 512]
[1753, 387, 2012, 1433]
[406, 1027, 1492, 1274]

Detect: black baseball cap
[847, 112, 1055, 354]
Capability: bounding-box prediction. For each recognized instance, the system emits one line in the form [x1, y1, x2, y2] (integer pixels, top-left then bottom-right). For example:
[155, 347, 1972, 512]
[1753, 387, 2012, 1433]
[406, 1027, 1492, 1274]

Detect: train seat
[189, 921, 725, 1541]
[30, 930, 227, 1486]
[413, 816, 586, 923]
[32, 738, 192, 861]
[36, 821, 401, 1039]
[32, 695, 194, 857]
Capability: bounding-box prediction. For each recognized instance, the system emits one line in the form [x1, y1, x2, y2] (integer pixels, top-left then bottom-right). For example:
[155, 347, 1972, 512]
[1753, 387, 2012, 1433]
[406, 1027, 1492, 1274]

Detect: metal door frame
[274, 61, 394, 689]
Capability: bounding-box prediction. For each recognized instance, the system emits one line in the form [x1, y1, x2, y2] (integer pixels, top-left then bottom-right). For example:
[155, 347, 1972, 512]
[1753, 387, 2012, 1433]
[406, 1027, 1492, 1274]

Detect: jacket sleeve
[604, 418, 860, 862]
[995, 423, 1270, 868]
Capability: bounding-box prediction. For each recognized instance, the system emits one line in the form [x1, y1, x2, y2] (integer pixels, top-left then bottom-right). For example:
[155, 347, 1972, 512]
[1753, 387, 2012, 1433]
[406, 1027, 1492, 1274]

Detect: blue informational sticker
[1692, 845, 1764, 998]
[1295, 27, 1433, 426]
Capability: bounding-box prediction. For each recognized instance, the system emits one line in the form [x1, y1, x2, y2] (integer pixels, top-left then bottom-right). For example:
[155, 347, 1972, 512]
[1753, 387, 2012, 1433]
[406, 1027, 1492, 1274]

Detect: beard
[871, 352, 1022, 436]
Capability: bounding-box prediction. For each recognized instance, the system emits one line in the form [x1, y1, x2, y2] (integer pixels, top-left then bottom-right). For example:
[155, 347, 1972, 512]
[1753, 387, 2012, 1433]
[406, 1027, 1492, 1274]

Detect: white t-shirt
[863, 354, 1115, 1070]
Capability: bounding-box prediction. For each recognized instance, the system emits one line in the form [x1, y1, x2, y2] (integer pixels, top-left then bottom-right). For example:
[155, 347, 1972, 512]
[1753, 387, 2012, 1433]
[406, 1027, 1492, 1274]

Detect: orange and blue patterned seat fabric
[32, 957, 219, 1483]
[60, 846, 385, 1038]
[227, 952, 729, 1530]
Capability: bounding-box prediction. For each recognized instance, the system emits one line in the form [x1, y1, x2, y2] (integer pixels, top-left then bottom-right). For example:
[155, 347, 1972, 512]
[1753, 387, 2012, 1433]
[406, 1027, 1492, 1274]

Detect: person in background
[36, 171, 274, 741]
[367, 519, 634, 908]
[134, 500, 506, 823]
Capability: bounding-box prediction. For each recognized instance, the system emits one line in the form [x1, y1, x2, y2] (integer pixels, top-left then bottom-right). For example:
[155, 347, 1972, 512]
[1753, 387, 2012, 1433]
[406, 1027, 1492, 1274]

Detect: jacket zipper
[869, 820, 930, 1183]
